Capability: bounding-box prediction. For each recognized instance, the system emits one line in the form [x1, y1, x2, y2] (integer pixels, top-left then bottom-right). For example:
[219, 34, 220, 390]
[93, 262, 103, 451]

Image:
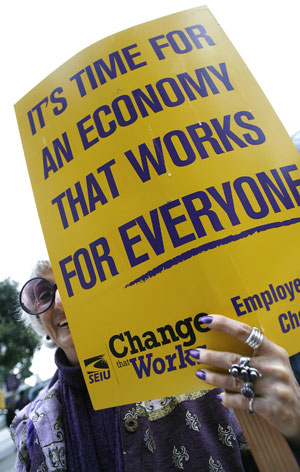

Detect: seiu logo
[84, 354, 111, 384]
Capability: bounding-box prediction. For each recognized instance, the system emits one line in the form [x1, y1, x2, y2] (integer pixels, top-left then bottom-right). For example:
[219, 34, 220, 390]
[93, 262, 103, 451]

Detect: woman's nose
[54, 288, 64, 311]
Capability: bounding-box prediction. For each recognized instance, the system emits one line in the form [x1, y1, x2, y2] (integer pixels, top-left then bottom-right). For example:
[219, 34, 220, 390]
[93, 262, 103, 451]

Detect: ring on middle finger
[229, 357, 262, 382]
[228, 356, 250, 378]
[248, 367, 261, 382]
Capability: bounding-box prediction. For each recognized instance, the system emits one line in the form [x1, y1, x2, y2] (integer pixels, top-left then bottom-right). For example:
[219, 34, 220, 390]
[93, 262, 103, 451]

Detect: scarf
[55, 348, 124, 472]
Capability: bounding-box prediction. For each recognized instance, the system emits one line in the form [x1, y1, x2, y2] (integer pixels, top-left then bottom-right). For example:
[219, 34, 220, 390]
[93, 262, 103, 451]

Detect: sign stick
[234, 409, 300, 471]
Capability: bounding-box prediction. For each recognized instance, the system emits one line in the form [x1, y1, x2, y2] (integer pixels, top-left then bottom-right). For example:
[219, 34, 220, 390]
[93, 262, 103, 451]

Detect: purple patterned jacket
[10, 350, 251, 471]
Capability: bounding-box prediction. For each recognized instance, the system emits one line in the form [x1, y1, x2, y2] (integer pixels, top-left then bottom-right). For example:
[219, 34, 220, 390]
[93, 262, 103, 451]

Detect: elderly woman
[11, 260, 300, 471]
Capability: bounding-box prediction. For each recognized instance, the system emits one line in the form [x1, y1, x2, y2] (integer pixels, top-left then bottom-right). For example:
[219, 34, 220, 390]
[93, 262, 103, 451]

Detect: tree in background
[0, 278, 41, 385]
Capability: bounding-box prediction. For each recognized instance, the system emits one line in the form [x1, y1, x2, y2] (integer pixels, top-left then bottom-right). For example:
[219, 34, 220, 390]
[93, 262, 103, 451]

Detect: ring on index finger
[245, 327, 264, 351]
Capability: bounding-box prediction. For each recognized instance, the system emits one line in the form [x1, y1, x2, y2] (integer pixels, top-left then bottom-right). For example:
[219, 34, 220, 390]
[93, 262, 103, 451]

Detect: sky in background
[1, 0, 300, 380]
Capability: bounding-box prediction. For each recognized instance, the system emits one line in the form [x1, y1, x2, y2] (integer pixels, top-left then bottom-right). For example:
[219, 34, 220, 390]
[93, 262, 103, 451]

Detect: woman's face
[39, 268, 78, 365]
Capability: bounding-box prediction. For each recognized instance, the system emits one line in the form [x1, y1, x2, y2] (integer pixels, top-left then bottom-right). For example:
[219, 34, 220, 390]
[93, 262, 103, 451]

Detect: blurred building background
[292, 130, 300, 153]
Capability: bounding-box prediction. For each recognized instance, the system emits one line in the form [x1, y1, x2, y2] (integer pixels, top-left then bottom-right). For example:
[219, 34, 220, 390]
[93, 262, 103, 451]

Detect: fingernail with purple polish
[189, 349, 200, 360]
[200, 315, 213, 324]
[216, 393, 223, 403]
[196, 370, 206, 381]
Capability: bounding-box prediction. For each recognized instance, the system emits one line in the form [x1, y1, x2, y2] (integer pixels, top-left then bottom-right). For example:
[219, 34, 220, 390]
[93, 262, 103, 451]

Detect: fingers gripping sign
[189, 315, 300, 447]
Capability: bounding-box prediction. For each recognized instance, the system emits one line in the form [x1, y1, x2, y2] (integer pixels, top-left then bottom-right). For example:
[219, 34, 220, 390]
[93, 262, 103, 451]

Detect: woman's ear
[43, 335, 56, 349]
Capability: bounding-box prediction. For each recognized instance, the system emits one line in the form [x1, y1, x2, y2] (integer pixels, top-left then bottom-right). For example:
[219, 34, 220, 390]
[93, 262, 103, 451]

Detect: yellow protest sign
[15, 7, 300, 409]
[0, 390, 5, 410]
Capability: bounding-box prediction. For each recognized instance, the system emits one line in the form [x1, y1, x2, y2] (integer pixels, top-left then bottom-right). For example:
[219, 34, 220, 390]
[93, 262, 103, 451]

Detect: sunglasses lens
[20, 278, 55, 315]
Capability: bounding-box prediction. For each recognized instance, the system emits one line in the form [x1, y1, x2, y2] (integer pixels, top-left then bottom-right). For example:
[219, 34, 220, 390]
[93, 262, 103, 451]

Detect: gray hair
[20, 260, 55, 344]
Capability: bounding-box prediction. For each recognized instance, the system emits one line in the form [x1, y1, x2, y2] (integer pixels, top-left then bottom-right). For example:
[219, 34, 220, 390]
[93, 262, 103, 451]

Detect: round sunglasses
[20, 277, 58, 315]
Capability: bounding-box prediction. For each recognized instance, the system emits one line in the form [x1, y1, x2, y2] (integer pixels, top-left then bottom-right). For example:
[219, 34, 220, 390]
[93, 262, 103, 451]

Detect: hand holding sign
[190, 314, 300, 449]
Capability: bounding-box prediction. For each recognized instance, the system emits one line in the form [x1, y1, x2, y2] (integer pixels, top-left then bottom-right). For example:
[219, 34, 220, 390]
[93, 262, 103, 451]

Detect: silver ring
[241, 381, 254, 399]
[245, 327, 264, 350]
[239, 356, 251, 366]
[229, 357, 262, 382]
[229, 356, 250, 377]
[248, 398, 254, 414]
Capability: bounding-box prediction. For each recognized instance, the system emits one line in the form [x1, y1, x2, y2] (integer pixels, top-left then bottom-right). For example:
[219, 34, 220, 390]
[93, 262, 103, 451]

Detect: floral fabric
[10, 379, 66, 472]
[10, 348, 251, 471]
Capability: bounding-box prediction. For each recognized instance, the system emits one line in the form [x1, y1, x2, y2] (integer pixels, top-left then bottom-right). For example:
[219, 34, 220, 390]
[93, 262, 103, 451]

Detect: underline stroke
[124, 217, 300, 288]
